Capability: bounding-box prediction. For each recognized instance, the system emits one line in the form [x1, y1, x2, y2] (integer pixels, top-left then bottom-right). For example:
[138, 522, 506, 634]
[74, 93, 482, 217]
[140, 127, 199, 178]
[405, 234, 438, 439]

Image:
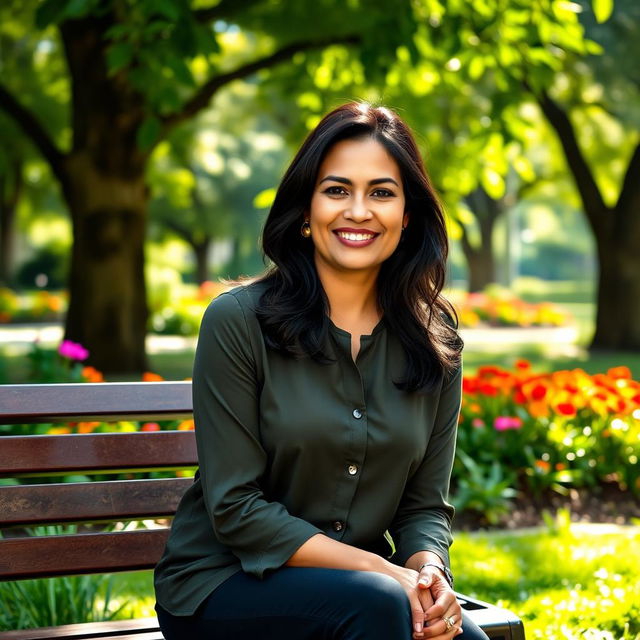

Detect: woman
[154, 102, 488, 640]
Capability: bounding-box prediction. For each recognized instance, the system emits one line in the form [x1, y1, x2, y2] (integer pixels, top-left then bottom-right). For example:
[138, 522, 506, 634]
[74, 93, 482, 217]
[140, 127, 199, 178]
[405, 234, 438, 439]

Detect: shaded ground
[454, 483, 640, 531]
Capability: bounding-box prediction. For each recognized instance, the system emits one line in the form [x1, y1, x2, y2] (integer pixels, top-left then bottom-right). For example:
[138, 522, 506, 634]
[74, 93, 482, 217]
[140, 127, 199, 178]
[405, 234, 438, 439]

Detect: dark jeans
[155, 567, 489, 640]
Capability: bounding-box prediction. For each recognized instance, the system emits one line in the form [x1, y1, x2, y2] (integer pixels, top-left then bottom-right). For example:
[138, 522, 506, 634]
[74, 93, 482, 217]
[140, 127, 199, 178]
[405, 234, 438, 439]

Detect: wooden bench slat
[0, 433, 197, 477]
[0, 478, 193, 526]
[0, 382, 192, 424]
[0, 530, 169, 580]
[0, 617, 161, 640]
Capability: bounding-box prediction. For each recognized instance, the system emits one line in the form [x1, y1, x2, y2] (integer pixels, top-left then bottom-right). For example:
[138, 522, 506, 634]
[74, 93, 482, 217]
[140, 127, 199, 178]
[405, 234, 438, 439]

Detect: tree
[148, 86, 289, 283]
[523, 0, 640, 351]
[0, 0, 417, 372]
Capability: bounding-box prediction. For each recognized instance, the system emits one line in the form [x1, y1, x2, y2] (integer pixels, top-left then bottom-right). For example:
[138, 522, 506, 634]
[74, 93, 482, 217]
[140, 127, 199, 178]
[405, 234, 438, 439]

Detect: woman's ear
[403, 212, 409, 229]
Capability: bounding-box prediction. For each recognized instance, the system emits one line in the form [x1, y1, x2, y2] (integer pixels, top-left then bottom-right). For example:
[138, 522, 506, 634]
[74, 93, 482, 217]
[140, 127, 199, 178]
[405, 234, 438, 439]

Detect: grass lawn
[102, 522, 640, 639]
[452, 521, 640, 639]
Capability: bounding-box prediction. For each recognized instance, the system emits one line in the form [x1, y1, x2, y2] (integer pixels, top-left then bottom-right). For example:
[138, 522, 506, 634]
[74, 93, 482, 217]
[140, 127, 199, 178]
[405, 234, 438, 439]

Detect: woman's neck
[315, 265, 381, 329]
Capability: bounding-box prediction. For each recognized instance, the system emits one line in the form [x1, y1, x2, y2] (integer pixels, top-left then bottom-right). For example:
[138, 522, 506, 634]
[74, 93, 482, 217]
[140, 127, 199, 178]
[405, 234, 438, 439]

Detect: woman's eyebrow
[318, 175, 399, 187]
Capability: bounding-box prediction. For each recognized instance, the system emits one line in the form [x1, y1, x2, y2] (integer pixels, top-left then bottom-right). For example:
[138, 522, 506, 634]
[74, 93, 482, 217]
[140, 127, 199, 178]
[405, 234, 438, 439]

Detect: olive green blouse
[154, 281, 462, 616]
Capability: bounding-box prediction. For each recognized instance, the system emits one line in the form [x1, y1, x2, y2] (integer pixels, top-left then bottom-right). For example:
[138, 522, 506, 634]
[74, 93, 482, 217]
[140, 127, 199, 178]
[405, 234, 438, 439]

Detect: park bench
[0, 382, 526, 640]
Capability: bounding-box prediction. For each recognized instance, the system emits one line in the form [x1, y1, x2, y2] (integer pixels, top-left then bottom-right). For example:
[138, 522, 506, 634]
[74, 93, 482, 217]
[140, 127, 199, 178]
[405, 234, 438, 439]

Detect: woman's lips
[333, 230, 379, 247]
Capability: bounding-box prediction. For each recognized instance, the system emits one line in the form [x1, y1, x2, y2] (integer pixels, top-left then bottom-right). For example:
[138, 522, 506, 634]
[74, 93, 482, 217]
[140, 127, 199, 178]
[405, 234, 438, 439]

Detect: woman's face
[307, 136, 408, 281]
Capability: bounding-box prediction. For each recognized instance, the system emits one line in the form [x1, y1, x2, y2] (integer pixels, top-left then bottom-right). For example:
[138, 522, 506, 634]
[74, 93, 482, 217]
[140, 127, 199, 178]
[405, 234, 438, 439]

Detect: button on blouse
[154, 281, 462, 616]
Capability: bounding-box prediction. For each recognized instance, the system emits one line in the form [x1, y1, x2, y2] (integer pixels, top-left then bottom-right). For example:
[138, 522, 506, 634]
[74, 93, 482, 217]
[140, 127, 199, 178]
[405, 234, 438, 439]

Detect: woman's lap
[155, 567, 488, 640]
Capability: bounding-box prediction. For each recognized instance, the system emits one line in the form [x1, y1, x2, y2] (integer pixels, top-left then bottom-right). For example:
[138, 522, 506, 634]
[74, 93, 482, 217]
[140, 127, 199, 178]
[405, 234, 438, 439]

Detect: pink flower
[493, 416, 523, 431]
[58, 340, 89, 361]
[472, 418, 485, 428]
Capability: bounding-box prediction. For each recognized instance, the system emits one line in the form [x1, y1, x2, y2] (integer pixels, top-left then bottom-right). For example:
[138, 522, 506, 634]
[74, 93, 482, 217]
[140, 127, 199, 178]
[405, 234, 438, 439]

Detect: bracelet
[418, 562, 454, 588]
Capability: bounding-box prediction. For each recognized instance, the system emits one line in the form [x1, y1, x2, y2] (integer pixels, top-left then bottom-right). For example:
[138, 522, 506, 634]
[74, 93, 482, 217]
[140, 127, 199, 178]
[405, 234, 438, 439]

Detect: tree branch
[0, 83, 67, 186]
[532, 87, 610, 235]
[194, 0, 265, 23]
[161, 34, 360, 132]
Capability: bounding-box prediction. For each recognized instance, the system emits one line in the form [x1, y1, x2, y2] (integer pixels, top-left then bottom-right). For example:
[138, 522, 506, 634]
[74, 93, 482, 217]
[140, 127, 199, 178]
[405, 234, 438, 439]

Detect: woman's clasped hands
[387, 563, 462, 639]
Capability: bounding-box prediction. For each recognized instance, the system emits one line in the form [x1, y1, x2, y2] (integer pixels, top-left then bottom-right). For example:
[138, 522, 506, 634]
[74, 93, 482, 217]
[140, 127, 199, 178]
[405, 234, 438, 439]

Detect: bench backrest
[0, 382, 197, 581]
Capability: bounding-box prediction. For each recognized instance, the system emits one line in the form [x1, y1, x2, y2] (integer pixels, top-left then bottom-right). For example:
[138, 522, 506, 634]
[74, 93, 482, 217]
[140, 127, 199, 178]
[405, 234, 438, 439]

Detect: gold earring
[301, 220, 311, 238]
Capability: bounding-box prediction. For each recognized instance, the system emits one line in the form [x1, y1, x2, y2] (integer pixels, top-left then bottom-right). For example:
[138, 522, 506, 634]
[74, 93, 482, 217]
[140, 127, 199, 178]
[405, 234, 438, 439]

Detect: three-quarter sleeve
[192, 292, 323, 578]
[388, 362, 462, 570]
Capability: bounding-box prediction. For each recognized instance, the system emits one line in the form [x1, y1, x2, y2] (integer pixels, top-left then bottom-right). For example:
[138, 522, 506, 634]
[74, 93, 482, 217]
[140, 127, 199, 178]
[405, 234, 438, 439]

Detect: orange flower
[534, 460, 551, 472]
[528, 401, 549, 418]
[82, 366, 104, 382]
[141, 422, 161, 431]
[142, 372, 164, 382]
[77, 421, 101, 433]
[178, 419, 195, 431]
[607, 366, 632, 380]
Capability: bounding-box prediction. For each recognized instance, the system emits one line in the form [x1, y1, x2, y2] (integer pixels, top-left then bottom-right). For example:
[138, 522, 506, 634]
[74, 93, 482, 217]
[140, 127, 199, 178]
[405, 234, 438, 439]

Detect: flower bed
[450, 288, 571, 328]
[454, 361, 640, 523]
[0, 288, 66, 323]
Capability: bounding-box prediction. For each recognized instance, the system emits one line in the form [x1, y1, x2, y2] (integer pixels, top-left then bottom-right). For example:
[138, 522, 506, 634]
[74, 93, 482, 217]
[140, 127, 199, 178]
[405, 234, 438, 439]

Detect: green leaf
[254, 188, 276, 209]
[481, 167, 506, 199]
[64, 0, 96, 19]
[468, 56, 485, 81]
[592, 0, 614, 23]
[35, 0, 70, 28]
[106, 42, 134, 73]
[137, 117, 162, 151]
[165, 56, 195, 86]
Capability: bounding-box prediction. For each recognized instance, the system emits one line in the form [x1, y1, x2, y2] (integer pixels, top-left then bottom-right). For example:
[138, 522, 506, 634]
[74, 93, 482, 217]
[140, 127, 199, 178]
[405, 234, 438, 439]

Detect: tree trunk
[460, 187, 503, 292]
[0, 159, 23, 286]
[591, 223, 640, 350]
[534, 90, 640, 352]
[193, 240, 211, 285]
[59, 17, 150, 374]
[464, 247, 495, 293]
[63, 153, 149, 373]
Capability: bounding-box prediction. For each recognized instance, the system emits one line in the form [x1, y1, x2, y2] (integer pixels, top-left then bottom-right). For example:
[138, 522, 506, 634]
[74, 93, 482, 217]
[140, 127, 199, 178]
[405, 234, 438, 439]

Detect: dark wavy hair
[245, 101, 462, 392]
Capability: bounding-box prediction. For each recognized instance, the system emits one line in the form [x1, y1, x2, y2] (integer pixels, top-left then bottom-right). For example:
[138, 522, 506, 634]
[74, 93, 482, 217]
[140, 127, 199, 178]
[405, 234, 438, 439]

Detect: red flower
[141, 422, 161, 432]
[556, 402, 577, 416]
[531, 384, 547, 400]
[514, 390, 527, 404]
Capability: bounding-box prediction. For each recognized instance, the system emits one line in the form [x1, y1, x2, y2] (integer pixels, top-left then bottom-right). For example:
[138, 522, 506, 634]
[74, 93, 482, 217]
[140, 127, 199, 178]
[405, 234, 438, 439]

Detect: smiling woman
[153, 103, 481, 640]
[307, 137, 408, 287]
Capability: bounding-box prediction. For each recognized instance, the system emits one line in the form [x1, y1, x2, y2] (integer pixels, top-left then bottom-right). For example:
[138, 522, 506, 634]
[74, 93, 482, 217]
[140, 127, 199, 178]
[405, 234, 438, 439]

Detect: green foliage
[0, 527, 129, 631]
[26, 341, 81, 383]
[451, 450, 518, 525]
[0, 574, 128, 631]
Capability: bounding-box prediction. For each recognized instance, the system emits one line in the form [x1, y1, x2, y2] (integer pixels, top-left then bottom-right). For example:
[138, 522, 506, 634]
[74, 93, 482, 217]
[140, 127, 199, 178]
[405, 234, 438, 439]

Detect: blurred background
[1, 0, 638, 381]
[1, 2, 639, 637]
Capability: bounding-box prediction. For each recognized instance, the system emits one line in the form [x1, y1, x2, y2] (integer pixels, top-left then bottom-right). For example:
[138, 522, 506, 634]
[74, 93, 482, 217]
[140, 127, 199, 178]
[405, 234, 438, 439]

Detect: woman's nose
[345, 196, 372, 220]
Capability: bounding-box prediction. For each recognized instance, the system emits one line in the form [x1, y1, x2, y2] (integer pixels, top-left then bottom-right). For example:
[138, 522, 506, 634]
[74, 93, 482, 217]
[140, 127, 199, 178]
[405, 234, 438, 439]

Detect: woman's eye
[324, 186, 348, 196]
[372, 189, 395, 198]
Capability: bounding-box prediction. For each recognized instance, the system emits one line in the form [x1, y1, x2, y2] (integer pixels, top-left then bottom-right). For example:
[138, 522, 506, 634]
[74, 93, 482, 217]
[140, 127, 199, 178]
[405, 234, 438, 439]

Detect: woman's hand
[381, 562, 431, 637]
[414, 566, 462, 639]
